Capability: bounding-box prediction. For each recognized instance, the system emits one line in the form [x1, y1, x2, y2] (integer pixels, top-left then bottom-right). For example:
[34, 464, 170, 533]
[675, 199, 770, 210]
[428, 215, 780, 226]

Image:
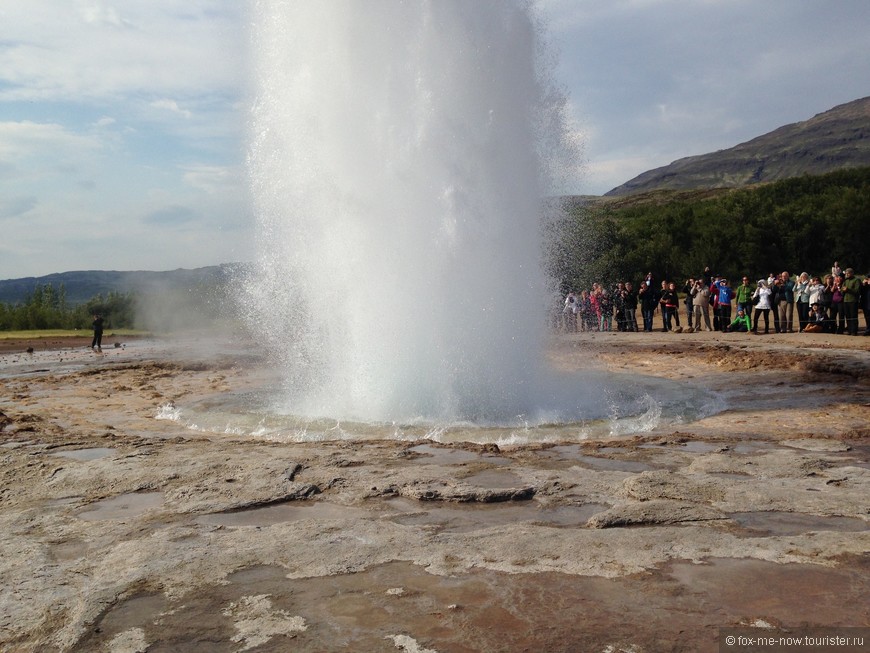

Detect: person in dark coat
[91, 314, 104, 351]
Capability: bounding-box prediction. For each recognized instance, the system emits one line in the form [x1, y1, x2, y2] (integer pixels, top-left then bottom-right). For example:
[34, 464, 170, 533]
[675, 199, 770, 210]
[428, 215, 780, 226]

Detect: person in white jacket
[752, 280, 773, 334]
[794, 272, 811, 331]
[807, 276, 824, 307]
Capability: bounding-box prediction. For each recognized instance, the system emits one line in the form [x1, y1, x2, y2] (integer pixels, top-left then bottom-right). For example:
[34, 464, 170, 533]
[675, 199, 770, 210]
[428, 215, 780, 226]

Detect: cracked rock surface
[1, 331, 868, 652]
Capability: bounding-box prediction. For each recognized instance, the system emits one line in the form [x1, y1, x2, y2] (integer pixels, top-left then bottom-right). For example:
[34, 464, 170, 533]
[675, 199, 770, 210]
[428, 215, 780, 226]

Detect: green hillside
[550, 166, 870, 291]
[607, 97, 870, 196]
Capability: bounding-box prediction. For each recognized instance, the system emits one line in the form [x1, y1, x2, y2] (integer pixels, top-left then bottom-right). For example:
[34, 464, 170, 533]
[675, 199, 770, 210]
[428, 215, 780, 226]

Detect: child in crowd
[804, 303, 827, 333]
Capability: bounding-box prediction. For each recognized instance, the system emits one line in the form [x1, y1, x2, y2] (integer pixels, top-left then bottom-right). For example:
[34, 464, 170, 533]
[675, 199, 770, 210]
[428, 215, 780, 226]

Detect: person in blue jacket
[714, 278, 734, 331]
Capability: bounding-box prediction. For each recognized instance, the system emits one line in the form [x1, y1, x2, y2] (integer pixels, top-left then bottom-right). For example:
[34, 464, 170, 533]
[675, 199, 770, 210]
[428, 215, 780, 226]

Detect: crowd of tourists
[561, 263, 870, 336]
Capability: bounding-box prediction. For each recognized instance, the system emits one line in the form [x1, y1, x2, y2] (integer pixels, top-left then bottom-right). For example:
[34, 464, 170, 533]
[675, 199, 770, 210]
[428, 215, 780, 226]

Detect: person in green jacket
[726, 309, 752, 333]
[841, 268, 861, 335]
[734, 276, 754, 329]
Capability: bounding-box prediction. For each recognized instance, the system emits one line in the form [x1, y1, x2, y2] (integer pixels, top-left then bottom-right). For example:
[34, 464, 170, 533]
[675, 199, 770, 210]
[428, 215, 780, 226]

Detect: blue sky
[1, 0, 868, 279]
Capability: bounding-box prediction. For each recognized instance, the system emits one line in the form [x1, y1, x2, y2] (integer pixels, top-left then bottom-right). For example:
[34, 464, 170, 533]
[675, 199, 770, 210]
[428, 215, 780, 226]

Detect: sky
[1, 1, 868, 279]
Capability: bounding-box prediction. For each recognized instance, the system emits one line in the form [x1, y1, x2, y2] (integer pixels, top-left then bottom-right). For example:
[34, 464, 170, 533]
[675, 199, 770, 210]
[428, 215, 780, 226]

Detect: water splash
[243, 1, 574, 423]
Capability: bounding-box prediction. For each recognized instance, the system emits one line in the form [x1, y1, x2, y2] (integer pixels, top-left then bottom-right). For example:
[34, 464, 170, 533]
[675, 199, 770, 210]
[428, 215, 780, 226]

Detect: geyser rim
[157, 369, 726, 445]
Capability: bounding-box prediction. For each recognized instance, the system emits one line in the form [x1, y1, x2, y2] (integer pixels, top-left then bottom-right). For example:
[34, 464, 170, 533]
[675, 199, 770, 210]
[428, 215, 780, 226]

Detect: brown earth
[0, 330, 868, 652]
[0, 334, 149, 354]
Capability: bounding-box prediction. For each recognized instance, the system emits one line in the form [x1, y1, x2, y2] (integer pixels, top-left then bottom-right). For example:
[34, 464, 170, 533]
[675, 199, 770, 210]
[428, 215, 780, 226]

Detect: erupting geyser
[244, 1, 572, 424]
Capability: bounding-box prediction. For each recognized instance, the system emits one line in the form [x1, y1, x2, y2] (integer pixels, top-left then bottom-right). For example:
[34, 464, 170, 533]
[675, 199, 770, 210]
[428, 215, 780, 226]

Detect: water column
[245, 1, 564, 423]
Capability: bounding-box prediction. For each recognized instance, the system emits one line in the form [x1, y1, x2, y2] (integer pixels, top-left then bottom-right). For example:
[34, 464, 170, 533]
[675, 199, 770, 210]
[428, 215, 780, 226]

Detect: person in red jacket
[660, 282, 681, 332]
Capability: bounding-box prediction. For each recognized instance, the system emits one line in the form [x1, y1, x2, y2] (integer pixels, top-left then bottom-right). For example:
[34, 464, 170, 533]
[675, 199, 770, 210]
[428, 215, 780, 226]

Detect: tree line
[548, 166, 870, 293]
[0, 284, 136, 331]
[0, 280, 237, 332]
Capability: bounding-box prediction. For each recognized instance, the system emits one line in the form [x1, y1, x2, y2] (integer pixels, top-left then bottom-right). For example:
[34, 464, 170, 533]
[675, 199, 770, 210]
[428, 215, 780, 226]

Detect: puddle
[542, 445, 656, 472]
[730, 511, 869, 536]
[542, 444, 585, 460]
[198, 501, 375, 528]
[641, 441, 723, 454]
[731, 441, 778, 454]
[574, 455, 654, 473]
[71, 593, 168, 652]
[385, 497, 609, 533]
[78, 491, 164, 521]
[830, 443, 870, 470]
[49, 447, 116, 461]
[50, 539, 89, 561]
[227, 564, 289, 585]
[407, 444, 505, 465]
[70, 557, 870, 653]
[408, 444, 481, 464]
[666, 557, 868, 628]
[462, 469, 524, 488]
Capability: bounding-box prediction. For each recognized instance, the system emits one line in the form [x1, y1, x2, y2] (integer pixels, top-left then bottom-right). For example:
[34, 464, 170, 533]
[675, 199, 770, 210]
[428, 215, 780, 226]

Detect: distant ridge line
[0, 263, 248, 305]
[606, 96, 870, 196]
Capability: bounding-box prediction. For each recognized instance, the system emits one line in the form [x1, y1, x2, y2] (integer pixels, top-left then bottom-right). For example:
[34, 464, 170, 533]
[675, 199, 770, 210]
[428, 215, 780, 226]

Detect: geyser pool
[158, 369, 724, 445]
[242, 0, 574, 425]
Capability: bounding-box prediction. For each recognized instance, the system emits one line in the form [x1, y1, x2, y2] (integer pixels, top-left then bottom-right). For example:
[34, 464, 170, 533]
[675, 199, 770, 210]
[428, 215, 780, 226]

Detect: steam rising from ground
[132, 266, 242, 337]
[243, 1, 577, 423]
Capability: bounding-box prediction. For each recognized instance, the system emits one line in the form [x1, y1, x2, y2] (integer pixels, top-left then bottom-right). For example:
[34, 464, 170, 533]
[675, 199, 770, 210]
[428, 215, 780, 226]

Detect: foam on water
[157, 370, 725, 445]
[243, 1, 573, 424]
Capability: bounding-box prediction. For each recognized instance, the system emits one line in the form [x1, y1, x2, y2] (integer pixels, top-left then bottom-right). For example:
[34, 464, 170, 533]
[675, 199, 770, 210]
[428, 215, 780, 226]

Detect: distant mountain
[0, 264, 245, 305]
[606, 96, 870, 196]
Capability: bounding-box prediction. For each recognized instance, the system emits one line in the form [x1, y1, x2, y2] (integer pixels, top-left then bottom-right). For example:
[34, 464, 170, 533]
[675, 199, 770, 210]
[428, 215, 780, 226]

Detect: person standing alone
[91, 314, 104, 351]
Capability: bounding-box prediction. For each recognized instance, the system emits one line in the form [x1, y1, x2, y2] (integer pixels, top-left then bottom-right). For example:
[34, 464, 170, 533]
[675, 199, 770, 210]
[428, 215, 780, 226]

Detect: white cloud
[0, 2, 246, 103]
[182, 164, 243, 195]
[150, 99, 192, 119]
[0, 121, 103, 170]
[76, 1, 132, 29]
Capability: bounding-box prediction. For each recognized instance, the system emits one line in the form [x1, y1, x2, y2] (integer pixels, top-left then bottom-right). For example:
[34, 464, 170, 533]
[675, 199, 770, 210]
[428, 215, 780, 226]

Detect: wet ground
[1, 330, 868, 652]
[68, 556, 870, 653]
